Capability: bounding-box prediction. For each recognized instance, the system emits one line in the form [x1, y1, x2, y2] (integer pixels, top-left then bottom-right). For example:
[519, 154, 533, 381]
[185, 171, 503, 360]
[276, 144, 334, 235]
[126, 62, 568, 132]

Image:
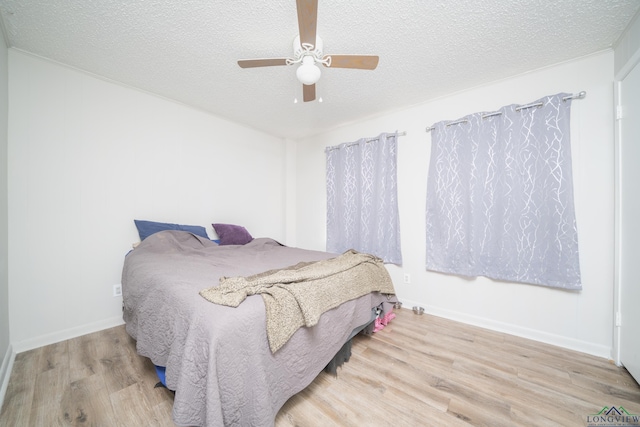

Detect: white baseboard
[0, 343, 15, 411]
[398, 298, 612, 360]
[12, 316, 125, 354]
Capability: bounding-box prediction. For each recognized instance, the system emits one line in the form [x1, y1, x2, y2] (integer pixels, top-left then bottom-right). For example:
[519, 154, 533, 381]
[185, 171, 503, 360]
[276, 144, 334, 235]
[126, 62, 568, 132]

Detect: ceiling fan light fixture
[296, 56, 321, 85]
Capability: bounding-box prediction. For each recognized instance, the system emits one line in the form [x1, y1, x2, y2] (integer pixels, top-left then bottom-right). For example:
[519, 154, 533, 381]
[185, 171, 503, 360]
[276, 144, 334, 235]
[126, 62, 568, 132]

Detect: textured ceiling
[0, 0, 638, 139]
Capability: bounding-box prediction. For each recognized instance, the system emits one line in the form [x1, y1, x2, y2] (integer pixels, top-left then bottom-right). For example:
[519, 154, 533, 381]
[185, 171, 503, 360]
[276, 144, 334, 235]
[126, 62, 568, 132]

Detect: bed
[122, 228, 396, 426]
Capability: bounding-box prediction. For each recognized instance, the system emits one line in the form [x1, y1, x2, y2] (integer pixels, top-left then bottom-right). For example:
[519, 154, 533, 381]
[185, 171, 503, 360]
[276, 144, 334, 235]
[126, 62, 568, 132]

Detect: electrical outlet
[113, 284, 122, 297]
[403, 273, 411, 284]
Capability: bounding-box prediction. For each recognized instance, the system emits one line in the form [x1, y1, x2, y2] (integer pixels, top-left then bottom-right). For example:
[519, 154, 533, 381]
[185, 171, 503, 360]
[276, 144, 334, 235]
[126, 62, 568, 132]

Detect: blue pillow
[134, 219, 209, 241]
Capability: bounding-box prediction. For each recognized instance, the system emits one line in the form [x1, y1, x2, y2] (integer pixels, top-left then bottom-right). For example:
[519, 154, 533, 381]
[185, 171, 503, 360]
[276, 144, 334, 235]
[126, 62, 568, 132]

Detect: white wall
[614, 10, 640, 80]
[8, 50, 287, 351]
[0, 25, 11, 403]
[295, 51, 616, 358]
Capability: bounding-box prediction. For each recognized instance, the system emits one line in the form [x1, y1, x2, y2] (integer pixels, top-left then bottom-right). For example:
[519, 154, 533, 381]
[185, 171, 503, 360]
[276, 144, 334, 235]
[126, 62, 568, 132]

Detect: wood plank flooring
[1, 308, 639, 426]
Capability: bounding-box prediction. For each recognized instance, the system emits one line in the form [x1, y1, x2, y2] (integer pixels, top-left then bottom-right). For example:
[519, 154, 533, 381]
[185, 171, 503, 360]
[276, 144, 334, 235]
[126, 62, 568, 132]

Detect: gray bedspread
[122, 230, 396, 427]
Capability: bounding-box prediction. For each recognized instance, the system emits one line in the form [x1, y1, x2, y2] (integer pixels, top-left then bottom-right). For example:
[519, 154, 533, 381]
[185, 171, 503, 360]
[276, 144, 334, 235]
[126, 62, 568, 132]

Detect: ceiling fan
[237, 0, 379, 102]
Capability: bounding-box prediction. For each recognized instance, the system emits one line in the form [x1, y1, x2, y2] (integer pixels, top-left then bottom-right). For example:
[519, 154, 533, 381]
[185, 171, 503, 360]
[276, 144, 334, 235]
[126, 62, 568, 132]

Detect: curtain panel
[425, 93, 581, 290]
[326, 133, 402, 265]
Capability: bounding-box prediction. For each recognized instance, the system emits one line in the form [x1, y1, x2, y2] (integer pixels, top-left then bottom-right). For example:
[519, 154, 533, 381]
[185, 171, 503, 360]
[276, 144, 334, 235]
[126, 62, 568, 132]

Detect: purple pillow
[212, 223, 254, 245]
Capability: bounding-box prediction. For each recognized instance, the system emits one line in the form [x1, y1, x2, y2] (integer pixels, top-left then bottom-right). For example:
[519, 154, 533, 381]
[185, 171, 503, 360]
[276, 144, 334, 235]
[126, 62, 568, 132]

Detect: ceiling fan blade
[296, 0, 318, 47]
[237, 58, 288, 68]
[324, 55, 379, 70]
[303, 84, 316, 102]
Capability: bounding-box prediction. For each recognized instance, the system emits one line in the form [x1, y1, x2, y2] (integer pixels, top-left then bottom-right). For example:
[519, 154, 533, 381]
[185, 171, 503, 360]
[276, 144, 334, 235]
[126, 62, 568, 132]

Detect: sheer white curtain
[426, 93, 581, 289]
[326, 132, 402, 264]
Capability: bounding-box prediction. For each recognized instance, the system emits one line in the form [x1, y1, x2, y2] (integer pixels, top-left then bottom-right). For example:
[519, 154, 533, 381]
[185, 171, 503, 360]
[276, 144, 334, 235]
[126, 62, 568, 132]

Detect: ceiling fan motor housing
[293, 35, 323, 61]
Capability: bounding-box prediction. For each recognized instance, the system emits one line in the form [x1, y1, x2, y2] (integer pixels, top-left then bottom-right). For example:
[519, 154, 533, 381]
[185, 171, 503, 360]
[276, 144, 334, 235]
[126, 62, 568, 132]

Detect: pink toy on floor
[373, 309, 396, 332]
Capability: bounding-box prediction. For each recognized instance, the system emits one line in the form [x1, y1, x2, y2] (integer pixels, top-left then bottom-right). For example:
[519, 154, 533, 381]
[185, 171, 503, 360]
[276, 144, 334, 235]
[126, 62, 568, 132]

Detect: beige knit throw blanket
[199, 250, 396, 353]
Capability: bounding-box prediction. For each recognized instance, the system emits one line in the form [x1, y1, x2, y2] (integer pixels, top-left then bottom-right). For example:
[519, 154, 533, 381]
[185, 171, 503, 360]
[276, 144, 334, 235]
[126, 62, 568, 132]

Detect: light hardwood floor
[1, 308, 639, 426]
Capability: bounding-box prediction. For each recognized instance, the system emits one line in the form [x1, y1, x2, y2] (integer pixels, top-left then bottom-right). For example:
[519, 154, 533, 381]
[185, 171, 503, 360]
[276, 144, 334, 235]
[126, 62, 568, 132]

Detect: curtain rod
[327, 131, 407, 151]
[425, 91, 586, 132]
[363, 131, 406, 143]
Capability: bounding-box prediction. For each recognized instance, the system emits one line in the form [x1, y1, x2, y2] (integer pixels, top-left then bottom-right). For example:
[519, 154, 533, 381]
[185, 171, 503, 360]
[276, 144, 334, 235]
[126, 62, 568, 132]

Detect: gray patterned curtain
[326, 133, 402, 264]
[426, 93, 581, 289]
